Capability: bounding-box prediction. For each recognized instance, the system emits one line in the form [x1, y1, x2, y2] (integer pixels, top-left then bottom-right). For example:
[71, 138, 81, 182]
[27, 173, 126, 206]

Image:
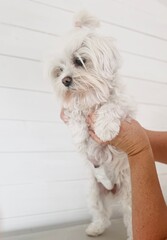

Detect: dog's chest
[66, 107, 120, 192]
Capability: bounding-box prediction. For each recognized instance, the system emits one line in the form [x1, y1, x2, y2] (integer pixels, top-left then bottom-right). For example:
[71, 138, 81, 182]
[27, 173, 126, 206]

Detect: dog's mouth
[65, 87, 88, 97]
[61, 74, 109, 107]
[62, 77, 92, 93]
[63, 84, 93, 104]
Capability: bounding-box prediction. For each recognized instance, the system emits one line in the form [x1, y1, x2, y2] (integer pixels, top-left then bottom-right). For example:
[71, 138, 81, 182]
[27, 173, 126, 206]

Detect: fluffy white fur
[47, 11, 135, 240]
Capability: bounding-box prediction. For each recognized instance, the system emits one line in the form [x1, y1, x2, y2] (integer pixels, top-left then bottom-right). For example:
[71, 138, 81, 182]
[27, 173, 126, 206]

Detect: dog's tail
[74, 10, 100, 30]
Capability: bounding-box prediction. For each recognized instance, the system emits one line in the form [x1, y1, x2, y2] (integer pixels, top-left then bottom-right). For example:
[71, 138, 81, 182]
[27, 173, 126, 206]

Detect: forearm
[129, 149, 167, 240]
[87, 117, 167, 238]
[144, 129, 167, 164]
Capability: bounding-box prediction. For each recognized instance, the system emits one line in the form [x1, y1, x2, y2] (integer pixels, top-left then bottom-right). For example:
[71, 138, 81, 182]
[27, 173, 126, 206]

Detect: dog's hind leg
[122, 187, 132, 240]
[86, 176, 111, 236]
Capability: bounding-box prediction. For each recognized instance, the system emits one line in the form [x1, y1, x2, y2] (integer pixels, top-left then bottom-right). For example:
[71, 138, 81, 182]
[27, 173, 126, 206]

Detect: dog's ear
[74, 10, 100, 30]
[89, 36, 122, 78]
[101, 37, 122, 76]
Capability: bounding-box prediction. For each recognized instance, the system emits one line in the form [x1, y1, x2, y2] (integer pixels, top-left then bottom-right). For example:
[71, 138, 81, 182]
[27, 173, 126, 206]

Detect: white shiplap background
[0, 0, 167, 233]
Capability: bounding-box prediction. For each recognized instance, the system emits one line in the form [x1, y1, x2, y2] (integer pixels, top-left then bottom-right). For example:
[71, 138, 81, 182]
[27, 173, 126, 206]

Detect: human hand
[60, 108, 69, 124]
[87, 113, 151, 158]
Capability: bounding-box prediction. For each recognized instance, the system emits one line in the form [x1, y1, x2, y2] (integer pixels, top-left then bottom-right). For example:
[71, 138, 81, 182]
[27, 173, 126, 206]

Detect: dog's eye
[74, 58, 86, 67]
[52, 67, 63, 78]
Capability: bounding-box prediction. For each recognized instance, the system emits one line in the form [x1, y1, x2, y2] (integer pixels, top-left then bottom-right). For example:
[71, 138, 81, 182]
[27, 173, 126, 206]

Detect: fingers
[86, 113, 95, 130]
[60, 108, 69, 124]
[88, 129, 103, 144]
[87, 113, 107, 145]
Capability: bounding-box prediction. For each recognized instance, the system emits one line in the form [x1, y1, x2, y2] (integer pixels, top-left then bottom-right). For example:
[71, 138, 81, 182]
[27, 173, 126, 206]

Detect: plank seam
[28, 0, 167, 42]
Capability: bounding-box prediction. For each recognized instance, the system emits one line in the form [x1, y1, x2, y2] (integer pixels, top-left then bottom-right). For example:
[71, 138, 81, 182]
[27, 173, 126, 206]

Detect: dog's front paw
[93, 105, 122, 142]
[94, 118, 120, 142]
[86, 220, 110, 236]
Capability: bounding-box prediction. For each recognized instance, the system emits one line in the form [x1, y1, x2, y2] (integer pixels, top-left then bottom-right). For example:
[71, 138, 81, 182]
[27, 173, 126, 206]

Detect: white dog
[47, 11, 135, 240]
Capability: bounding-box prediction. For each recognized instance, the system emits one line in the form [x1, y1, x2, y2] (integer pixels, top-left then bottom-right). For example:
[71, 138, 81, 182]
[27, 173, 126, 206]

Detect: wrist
[128, 146, 154, 166]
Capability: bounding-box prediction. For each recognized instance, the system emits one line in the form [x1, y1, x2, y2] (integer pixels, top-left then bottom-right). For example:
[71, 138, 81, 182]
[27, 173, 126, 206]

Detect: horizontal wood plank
[136, 104, 167, 130]
[0, 24, 58, 61]
[158, 174, 167, 201]
[0, 88, 57, 121]
[0, 57, 52, 92]
[118, 0, 167, 24]
[0, 175, 166, 222]
[0, 77, 167, 122]
[0, 121, 75, 152]
[123, 77, 167, 106]
[0, 181, 88, 218]
[24, 0, 167, 39]
[1, 208, 90, 232]
[1, 19, 167, 62]
[156, 163, 167, 175]
[121, 52, 167, 84]
[0, 101, 167, 154]
[0, 151, 165, 187]
[0, 152, 87, 185]
[0, 53, 167, 96]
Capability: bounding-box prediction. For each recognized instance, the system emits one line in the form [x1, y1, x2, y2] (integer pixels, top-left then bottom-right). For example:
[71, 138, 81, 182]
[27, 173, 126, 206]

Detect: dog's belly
[86, 137, 113, 166]
[86, 138, 130, 194]
[68, 116, 130, 199]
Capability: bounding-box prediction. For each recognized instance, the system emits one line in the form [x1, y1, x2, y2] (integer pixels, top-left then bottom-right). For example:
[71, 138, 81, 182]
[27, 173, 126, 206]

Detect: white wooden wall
[0, 0, 167, 233]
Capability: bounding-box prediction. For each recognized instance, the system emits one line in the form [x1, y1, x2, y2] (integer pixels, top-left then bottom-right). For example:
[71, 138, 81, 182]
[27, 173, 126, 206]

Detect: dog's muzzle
[62, 76, 72, 87]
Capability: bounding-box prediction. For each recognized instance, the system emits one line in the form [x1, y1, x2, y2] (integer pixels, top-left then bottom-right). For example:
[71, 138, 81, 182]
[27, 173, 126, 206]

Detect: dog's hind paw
[127, 237, 133, 240]
[86, 220, 110, 236]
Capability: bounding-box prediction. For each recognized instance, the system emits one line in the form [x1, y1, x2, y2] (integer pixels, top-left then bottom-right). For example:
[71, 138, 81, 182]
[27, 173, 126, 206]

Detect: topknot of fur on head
[74, 10, 100, 30]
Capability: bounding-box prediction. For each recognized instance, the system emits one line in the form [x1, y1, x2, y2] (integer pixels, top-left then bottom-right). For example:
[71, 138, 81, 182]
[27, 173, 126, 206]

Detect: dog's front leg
[93, 103, 124, 142]
[68, 118, 89, 153]
[86, 176, 111, 236]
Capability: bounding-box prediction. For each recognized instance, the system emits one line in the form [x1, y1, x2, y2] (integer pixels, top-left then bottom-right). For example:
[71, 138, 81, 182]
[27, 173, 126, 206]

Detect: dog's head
[48, 11, 121, 108]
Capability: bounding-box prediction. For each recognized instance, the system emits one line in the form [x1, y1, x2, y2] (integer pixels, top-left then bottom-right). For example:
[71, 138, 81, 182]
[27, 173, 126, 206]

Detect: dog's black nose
[62, 76, 72, 87]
